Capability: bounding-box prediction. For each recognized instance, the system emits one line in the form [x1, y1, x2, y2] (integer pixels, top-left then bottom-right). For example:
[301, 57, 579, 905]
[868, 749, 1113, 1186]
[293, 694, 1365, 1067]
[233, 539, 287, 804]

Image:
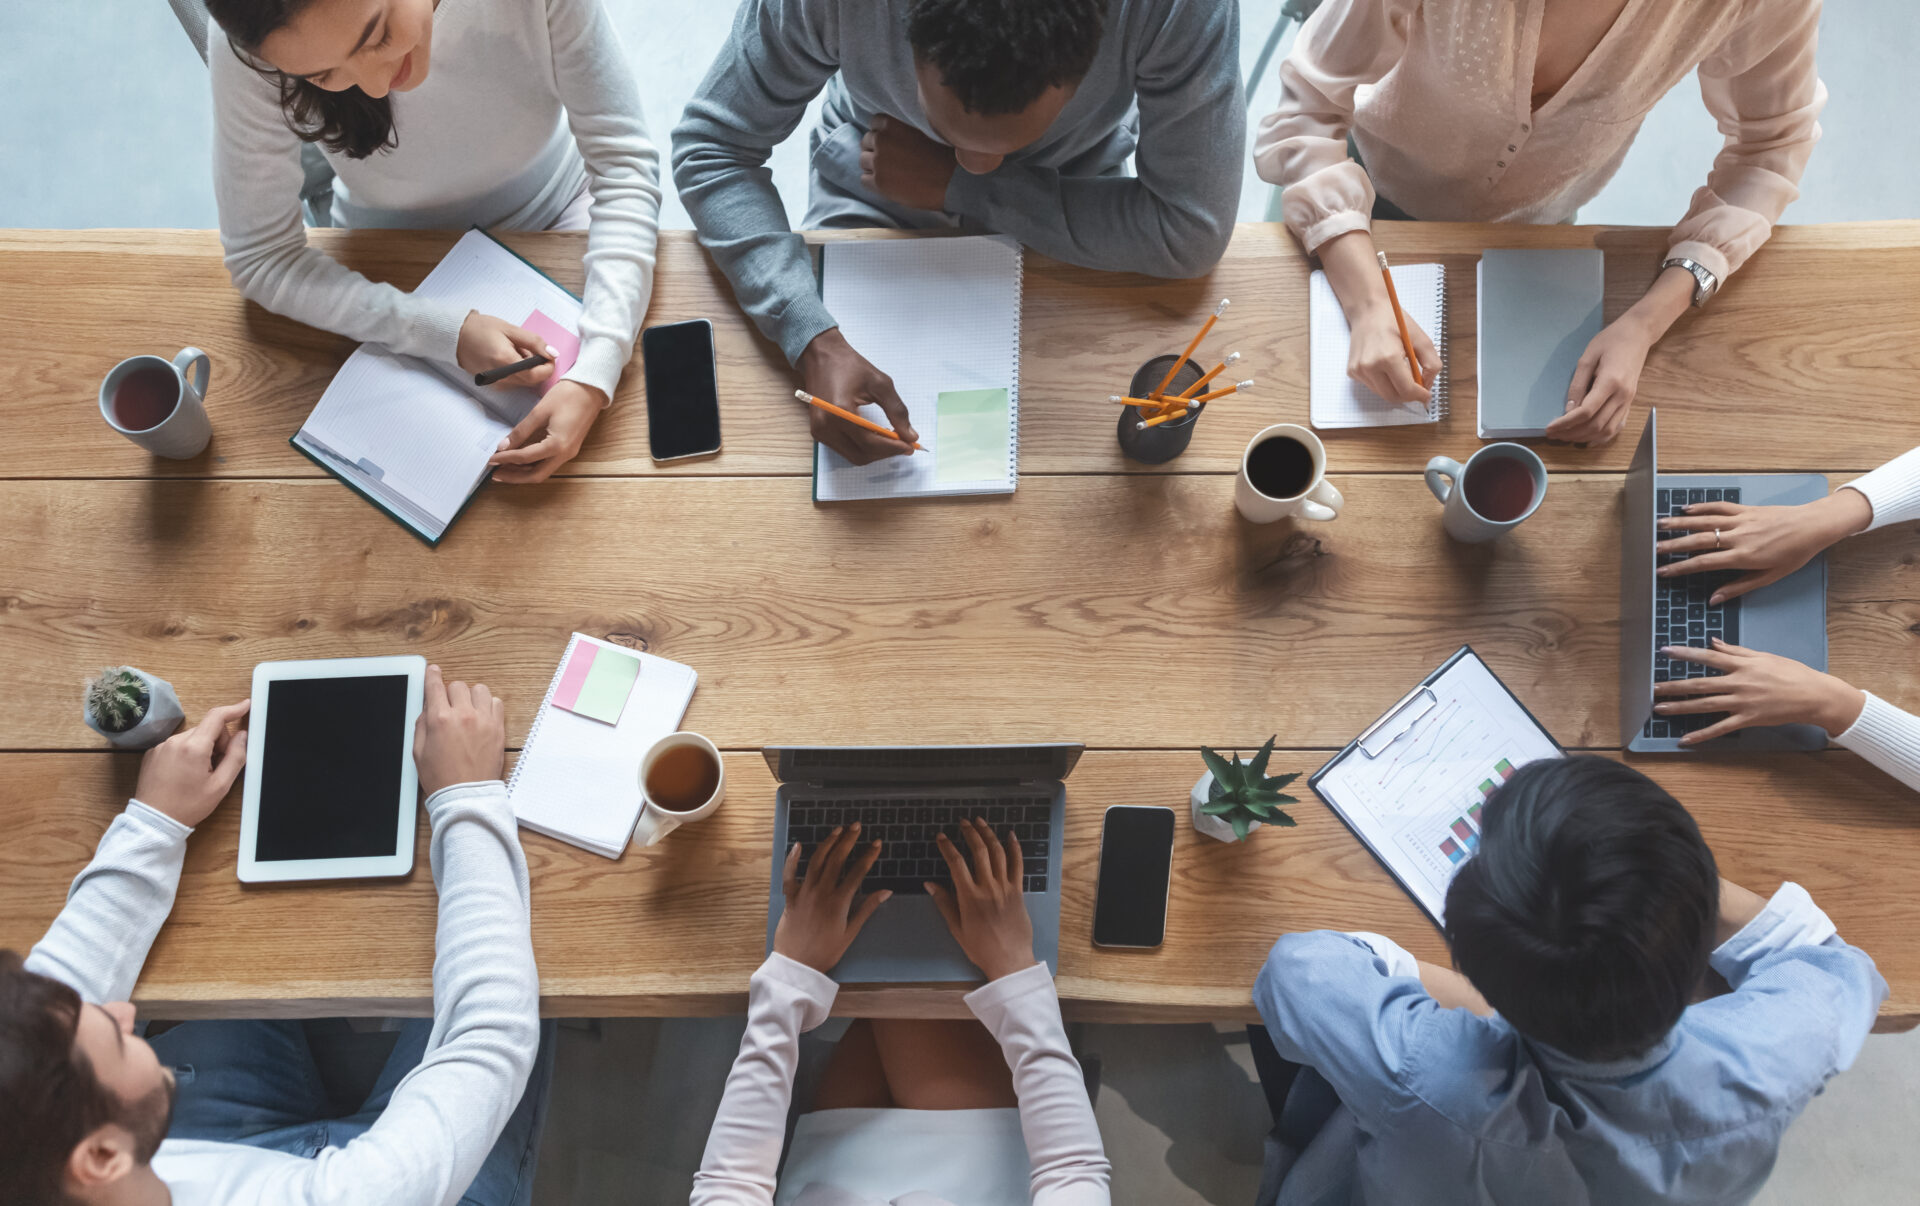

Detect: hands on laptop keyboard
[1649, 487, 1743, 739]
[789, 796, 1051, 895]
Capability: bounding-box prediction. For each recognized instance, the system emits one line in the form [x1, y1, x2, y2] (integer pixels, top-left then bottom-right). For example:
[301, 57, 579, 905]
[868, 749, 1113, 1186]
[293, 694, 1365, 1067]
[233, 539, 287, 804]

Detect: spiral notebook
[813, 236, 1022, 500]
[1309, 264, 1449, 428]
[507, 633, 698, 859]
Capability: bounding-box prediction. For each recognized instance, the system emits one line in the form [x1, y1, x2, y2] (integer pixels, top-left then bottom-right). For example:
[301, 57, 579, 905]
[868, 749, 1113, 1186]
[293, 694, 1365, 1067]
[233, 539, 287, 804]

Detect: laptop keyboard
[787, 794, 1052, 895]
[1646, 486, 1742, 739]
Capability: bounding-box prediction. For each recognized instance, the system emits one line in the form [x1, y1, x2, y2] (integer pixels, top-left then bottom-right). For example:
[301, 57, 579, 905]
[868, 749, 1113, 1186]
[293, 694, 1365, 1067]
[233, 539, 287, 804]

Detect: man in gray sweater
[673, 0, 1244, 465]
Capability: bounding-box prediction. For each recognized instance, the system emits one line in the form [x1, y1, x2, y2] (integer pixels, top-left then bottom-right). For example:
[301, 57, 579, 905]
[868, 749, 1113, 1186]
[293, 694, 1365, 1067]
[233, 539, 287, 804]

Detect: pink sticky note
[551, 641, 598, 711]
[523, 310, 581, 396]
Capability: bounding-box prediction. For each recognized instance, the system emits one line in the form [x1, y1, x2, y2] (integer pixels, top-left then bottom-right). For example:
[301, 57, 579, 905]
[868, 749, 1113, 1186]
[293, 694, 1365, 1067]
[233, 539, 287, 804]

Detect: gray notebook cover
[1475, 249, 1605, 438]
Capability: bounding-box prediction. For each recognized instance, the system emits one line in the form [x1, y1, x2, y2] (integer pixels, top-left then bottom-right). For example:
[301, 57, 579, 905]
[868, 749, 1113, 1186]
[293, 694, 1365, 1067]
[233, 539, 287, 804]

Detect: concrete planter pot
[84, 668, 184, 750]
[1190, 762, 1261, 843]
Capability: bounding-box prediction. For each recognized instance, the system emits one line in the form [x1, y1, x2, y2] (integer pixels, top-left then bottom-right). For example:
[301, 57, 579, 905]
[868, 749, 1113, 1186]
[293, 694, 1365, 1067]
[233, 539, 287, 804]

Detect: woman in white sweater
[1654, 447, 1920, 790]
[694, 819, 1112, 1206]
[204, 0, 660, 482]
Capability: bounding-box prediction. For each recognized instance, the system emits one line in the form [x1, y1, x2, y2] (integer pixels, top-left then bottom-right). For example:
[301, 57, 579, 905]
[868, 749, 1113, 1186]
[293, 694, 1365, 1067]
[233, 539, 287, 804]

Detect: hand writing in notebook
[457, 312, 558, 390]
[490, 380, 605, 484]
[798, 327, 920, 465]
[1319, 230, 1443, 404]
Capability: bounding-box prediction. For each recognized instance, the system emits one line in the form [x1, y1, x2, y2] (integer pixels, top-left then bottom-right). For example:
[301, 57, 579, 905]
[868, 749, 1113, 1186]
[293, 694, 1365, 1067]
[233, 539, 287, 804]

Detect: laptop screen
[763, 744, 1084, 786]
[1619, 411, 1659, 743]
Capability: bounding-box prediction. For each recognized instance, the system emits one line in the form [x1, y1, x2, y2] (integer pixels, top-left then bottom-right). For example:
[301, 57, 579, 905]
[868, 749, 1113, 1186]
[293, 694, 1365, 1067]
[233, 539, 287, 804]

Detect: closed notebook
[813, 235, 1023, 500]
[1310, 264, 1449, 428]
[508, 633, 698, 859]
[1475, 249, 1605, 438]
[291, 228, 583, 544]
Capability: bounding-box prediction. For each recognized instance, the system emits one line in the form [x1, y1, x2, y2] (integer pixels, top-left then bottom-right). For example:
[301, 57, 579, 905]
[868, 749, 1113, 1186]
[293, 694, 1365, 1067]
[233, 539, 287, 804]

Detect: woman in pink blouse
[1256, 0, 1825, 444]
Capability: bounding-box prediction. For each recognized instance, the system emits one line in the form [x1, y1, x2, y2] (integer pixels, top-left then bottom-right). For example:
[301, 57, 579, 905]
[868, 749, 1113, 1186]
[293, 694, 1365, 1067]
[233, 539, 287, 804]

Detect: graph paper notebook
[507, 633, 698, 859]
[291, 228, 582, 544]
[813, 236, 1022, 500]
[1309, 264, 1449, 429]
[1310, 647, 1563, 924]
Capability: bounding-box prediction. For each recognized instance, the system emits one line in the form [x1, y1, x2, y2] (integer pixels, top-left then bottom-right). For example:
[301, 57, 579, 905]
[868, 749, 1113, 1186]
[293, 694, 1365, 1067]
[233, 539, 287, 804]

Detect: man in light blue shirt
[1253, 756, 1885, 1205]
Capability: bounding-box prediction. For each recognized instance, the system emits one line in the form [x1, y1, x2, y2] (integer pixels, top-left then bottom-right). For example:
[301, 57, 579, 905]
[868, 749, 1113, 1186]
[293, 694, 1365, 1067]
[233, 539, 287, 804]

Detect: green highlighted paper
[551, 640, 642, 725]
[935, 388, 1010, 484]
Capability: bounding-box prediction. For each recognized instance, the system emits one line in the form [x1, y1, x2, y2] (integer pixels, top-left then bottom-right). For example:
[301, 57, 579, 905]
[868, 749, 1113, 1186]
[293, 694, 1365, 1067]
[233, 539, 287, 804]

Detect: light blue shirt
[1255, 883, 1886, 1206]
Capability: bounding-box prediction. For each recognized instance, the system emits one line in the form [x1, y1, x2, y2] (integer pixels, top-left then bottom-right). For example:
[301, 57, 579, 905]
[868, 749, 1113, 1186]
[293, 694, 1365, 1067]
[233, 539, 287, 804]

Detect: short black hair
[907, 0, 1107, 116]
[1444, 757, 1719, 1062]
[0, 952, 118, 1205]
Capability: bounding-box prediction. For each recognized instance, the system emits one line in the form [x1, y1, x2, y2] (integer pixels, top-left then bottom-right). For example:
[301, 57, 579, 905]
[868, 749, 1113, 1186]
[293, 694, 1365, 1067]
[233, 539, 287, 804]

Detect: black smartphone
[641, 319, 722, 462]
[1092, 805, 1177, 949]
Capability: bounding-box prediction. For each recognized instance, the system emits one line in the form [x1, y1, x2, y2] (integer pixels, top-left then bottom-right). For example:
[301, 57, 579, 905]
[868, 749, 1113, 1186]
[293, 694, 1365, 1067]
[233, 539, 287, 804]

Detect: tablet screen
[255, 675, 411, 862]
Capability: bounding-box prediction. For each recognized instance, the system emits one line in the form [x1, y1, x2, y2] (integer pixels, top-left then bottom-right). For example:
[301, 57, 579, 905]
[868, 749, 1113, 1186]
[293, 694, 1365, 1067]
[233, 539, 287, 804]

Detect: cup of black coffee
[1235, 424, 1344, 523]
[1424, 443, 1548, 542]
[1116, 353, 1206, 464]
[98, 348, 212, 459]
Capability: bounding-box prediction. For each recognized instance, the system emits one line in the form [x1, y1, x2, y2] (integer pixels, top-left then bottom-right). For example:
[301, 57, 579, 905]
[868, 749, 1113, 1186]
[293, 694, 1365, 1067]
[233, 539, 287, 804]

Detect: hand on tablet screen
[414, 664, 506, 797]
[135, 700, 250, 828]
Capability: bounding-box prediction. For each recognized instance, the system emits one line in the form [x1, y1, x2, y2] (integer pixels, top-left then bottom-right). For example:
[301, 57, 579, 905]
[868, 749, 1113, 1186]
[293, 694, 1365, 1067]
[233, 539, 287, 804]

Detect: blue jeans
[153, 1017, 557, 1206]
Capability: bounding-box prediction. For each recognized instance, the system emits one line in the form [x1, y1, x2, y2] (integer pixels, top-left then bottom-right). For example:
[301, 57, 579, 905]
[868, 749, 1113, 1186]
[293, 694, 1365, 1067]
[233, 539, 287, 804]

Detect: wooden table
[2, 222, 1917, 1025]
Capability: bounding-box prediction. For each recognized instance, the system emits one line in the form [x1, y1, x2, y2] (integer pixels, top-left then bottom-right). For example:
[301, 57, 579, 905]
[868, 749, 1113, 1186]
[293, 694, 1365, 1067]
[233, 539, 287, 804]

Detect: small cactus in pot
[1192, 735, 1300, 843]
[83, 667, 185, 750]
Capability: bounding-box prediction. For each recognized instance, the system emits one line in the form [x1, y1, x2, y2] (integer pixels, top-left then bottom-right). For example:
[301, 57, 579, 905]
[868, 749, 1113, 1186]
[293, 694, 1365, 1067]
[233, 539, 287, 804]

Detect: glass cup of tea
[98, 348, 213, 459]
[1235, 423, 1345, 523]
[1424, 444, 1548, 542]
[634, 731, 726, 847]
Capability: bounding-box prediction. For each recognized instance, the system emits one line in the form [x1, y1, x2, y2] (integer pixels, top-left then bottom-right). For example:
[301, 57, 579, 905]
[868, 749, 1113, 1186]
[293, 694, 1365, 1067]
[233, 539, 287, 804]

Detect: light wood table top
[1, 222, 1916, 1025]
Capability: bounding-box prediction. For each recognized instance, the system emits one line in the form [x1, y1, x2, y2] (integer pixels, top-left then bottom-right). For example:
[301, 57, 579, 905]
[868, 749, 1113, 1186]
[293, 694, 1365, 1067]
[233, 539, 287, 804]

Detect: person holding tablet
[1652, 446, 1920, 787]
[204, 0, 661, 483]
[692, 819, 1112, 1204]
[1255, 0, 1826, 444]
[0, 667, 548, 1206]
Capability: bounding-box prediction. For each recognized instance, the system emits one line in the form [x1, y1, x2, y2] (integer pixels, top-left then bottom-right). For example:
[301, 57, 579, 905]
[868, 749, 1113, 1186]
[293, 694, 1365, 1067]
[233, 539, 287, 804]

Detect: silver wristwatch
[1660, 257, 1719, 307]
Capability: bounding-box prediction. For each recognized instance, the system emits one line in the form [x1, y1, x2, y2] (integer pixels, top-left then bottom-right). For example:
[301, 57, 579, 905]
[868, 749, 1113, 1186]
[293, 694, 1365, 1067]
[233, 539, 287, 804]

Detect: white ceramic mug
[98, 348, 213, 459]
[1235, 423, 1345, 523]
[632, 731, 726, 847]
[1424, 443, 1549, 543]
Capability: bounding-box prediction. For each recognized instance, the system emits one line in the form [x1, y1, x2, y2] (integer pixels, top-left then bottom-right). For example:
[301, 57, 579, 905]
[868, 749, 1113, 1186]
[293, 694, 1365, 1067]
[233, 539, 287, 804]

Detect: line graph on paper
[1317, 654, 1560, 922]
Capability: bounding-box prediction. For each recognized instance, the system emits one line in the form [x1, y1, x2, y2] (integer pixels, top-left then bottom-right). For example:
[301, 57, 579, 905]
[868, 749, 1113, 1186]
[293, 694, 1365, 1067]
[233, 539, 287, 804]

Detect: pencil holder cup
[1117, 354, 1206, 464]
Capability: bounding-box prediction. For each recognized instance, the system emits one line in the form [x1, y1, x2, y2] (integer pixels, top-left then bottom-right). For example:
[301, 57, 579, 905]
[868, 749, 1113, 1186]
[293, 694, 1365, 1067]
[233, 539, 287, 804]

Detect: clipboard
[1309, 646, 1564, 925]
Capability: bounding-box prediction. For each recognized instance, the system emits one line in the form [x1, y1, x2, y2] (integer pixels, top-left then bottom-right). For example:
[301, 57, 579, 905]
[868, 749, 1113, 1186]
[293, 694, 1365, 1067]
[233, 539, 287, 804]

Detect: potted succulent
[83, 667, 184, 750]
[1192, 735, 1300, 843]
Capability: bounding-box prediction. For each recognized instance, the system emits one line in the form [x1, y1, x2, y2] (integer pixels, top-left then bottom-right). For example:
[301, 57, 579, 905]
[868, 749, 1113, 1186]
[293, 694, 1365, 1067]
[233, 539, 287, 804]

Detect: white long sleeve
[1836, 693, 1920, 795]
[25, 801, 192, 1003]
[209, 0, 659, 399]
[1842, 447, 1920, 531]
[692, 953, 839, 1206]
[964, 965, 1112, 1205]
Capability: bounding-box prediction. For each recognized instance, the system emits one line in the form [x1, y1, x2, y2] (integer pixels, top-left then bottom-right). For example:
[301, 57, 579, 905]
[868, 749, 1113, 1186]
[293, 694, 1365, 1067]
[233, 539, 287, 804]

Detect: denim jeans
[153, 1017, 558, 1206]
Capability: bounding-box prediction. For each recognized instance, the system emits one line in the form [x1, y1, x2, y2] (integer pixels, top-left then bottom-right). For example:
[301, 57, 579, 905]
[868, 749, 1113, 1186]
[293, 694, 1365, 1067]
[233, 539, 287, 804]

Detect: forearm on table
[1841, 448, 1920, 530]
[24, 802, 190, 1004]
[1835, 694, 1920, 794]
[946, 163, 1234, 279]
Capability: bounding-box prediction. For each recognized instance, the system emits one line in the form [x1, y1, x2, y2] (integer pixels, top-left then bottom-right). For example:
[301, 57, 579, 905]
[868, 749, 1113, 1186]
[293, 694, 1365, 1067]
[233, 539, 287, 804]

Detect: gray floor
[10, 2, 1920, 1202]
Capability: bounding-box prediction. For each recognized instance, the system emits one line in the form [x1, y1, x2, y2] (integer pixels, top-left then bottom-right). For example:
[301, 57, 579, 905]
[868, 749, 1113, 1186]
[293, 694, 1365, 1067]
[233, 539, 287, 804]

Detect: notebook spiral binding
[1007, 243, 1024, 480]
[505, 633, 580, 798]
[1430, 274, 1450, 420]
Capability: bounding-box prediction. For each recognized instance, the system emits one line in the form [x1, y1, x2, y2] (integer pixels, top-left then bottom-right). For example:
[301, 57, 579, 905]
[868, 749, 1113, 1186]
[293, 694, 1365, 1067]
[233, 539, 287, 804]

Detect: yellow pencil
[792, 390, 925, 452]
[1191, 379, 1254, 405]
[1176, 351, 1241, 400]
[1135, 408, 1192, 430]
[1149, 299, 1230, 399]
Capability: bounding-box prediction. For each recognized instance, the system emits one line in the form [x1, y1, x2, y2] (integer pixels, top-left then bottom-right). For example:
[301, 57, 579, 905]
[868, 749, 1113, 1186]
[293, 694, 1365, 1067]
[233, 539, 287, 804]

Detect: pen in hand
[474, 351, 552, 387]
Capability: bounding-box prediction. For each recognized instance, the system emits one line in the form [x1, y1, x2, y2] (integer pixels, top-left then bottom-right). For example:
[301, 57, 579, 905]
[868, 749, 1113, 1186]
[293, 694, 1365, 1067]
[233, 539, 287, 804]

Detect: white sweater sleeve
[965, 965, 1112, 1205]
[1841, 447, 1920, 531]
[544, 0, 662, 401]
[24, 801, 193, 1004]
[1836, 693, 1920, 794]
[692, 953, 839, 1206]
[208, 30, 469, 366]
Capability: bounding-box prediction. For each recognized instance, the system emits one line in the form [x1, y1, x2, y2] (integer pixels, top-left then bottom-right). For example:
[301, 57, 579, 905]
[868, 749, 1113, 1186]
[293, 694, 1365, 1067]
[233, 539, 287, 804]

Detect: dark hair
[0, 952, 122, 1205]
[906, 0, 1106, 116]
[1444, 757, 1719, 1062]
[206, 0, 397, 159]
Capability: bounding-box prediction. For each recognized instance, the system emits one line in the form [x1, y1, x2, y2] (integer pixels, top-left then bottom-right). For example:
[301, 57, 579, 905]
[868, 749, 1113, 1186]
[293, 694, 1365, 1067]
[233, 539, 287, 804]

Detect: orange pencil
[1191, 379, 1253, 405]
[1176, 351, 1242, 400]
[1377, 251, 1424, 390]
[1109, 394, 1167, 407]
[792, 390, 925, 452]
[1150, 299, 1230, 399]
[1135, 408, 1192, 430]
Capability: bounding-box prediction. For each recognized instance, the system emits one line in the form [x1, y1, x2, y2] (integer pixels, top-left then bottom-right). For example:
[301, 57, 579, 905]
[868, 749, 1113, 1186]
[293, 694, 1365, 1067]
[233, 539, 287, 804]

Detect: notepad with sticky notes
[508, 633, 699, 859]
[291, 228, 584, 544]
[813, 236, 1022, 500]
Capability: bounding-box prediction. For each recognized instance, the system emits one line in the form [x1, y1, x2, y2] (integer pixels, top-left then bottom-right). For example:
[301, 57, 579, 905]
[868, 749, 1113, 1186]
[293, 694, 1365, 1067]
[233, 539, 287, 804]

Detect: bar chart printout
[1313, 654, 1561, 922]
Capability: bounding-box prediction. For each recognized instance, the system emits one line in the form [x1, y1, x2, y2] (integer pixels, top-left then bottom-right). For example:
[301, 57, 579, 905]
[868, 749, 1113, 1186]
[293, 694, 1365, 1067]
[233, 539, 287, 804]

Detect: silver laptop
[1620, 410, 1828, 752]
[763, 744, 1082, 982]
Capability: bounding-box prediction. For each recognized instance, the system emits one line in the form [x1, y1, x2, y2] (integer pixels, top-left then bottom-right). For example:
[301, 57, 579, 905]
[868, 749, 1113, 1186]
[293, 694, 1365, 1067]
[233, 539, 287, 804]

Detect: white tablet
[239, 656, 427, 883]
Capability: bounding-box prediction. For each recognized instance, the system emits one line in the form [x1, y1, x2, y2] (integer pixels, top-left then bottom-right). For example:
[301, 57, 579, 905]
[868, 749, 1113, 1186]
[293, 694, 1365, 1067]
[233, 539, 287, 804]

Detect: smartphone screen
[641, 320, 722, 461]
[1092, 806, 1176, 948]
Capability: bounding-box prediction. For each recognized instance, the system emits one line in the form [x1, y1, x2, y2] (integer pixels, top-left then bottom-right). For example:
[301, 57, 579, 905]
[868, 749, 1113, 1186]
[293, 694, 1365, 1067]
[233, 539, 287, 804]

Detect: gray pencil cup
[1117, 355, 1206, 464]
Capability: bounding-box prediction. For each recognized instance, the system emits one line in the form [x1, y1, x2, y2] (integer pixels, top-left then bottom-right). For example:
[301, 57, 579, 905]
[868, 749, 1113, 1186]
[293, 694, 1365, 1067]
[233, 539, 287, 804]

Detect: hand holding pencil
[796, 329, 920, 464]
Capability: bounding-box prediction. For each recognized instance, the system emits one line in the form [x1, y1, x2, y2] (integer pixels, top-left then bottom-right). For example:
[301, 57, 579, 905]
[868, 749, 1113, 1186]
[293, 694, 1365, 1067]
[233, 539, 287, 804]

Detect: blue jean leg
[151, 1020, 336, 1155]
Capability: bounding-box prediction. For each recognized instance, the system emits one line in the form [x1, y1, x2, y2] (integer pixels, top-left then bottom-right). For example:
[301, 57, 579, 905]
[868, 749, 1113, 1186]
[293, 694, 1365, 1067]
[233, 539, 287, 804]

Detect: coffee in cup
[1234, 424, 1345, 523]
[98, 348, 213, 459]
[633, 732, 726, 846]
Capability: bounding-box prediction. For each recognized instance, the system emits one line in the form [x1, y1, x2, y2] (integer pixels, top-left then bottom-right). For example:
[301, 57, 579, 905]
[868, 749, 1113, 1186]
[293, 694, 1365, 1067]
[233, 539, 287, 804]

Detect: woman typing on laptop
[693, 819, 1111, 1206]
[1652, 447, 1920, 789]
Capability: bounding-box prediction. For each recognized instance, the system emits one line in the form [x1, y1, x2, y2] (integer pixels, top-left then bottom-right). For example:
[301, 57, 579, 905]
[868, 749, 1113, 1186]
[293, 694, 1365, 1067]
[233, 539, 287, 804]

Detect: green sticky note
[566, 645, 641, 725]
[935, 388, 1010, 484]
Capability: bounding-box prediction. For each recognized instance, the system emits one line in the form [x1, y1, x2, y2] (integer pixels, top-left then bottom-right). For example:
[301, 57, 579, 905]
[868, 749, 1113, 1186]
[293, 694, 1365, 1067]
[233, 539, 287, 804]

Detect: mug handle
[631, 805, 678, 848]
[1425, 456, 1463, 503]
[173, 348, 210, 399]
[1309, 477, 1344, 514]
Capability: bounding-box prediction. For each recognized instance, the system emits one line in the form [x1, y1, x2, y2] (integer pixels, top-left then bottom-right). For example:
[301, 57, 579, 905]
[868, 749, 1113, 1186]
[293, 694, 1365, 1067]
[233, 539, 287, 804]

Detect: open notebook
[291, 229, 584, 544]
[813, 236, 1023, 500]
[1309, 264, 1449, 428]
[508, 633, 699, 859]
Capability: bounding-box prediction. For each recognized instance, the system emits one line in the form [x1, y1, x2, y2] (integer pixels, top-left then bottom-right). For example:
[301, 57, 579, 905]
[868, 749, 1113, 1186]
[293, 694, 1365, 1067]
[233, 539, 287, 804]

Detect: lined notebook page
[1310, 265, 1448, 428]
[508, 634, 698, 859]
[815, 236, 1022, 500]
